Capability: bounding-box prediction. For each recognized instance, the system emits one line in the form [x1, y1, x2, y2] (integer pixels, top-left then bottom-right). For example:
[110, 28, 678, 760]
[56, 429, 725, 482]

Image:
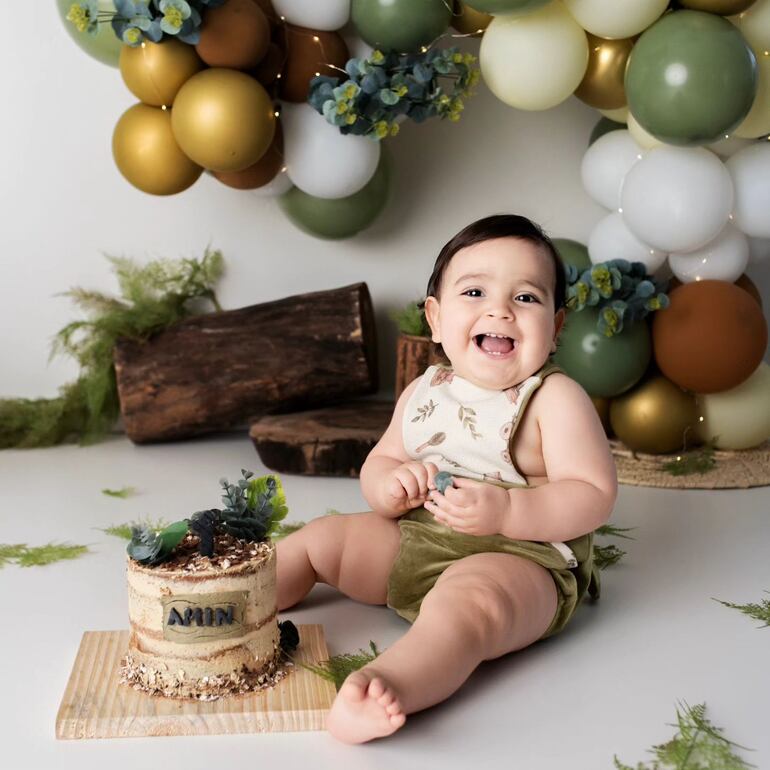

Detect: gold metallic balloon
[112, 103, 202, 195]
[452, 0, 492, 36]
[609, 375, 699, 454]
[680, 0, 757, 15]
[119, 39, 204, 107]
[591, 396, 612, 435]
[171, 68, 276, 172]
[574, 32, 634, 110]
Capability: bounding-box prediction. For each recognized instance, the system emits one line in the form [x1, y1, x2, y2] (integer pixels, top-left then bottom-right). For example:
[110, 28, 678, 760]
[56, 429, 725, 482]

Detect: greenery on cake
[126, 469, 288, 565]
[613, 701, 753, 769]
[714, 591, 770, 628]
[0, 248, 223, 449]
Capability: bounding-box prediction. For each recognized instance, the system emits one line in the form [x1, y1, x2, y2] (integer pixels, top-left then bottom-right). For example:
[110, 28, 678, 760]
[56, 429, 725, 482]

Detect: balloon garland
[61, 0, 770, 455]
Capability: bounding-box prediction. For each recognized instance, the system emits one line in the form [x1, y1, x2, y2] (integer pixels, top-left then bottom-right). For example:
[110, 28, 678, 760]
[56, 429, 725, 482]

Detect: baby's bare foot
[325, 668, 406, 744]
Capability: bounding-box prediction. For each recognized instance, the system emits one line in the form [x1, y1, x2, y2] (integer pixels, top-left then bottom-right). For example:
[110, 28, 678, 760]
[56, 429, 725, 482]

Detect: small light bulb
[676, 456, 682, 461]
[313, 36, 319, 42]
[699, 416, 704, 422]
[315, 72, 320, 76]
[141, 42, 146, 48]
[161, 104, 167, 111]
[273, 111, 279, 117]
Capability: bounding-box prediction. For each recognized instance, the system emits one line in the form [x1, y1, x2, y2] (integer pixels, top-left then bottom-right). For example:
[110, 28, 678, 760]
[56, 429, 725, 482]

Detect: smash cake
[120, 470, 299, 700]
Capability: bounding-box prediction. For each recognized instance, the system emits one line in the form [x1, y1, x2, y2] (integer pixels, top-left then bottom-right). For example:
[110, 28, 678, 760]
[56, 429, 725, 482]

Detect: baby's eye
[462, 289, 483, 297]
[516, 294, 539, 303]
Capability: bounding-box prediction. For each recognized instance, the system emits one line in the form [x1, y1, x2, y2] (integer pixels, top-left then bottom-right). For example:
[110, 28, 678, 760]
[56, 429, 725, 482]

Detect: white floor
[0, 433, 767, 769]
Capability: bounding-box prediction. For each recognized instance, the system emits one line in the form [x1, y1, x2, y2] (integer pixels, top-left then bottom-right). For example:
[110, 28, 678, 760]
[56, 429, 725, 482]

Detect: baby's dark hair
[421, 214, 567, 313]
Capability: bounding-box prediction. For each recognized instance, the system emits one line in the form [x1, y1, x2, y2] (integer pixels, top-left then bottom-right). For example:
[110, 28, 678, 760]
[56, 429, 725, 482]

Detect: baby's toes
[385, 698, 403, 716]
[342, 671, 370, 702]
[367, 676, 386, 699]
[377, 688, 395, 708]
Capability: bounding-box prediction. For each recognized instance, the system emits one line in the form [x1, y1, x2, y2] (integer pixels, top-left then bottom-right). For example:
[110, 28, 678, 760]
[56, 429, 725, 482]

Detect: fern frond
[298, 641, 381, 690]
[714, 592, 770, 628]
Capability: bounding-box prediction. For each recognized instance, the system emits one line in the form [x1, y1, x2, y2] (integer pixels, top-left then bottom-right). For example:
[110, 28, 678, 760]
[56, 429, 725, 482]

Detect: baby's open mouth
[473, 333, 517, 357]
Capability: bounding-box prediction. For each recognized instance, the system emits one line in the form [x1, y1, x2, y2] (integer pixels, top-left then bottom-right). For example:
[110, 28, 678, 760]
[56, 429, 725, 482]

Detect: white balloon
[669, 223, 749, 283]
[272, 0, 350, 31]
[747, 235, 770, 264]
[251, 168, 293, 198]
[581, 129, 644, 210]
[725, 143, 770, 238]
[620, 146, 734, 253]
[281, 102, 380, 200]
[707, 134, 753, 159]
[588, 212, 667, 271]
[563, 0, 668, 38]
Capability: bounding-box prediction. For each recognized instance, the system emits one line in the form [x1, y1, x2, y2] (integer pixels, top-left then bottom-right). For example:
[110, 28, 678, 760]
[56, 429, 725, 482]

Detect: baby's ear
[424, 296, 442, 343]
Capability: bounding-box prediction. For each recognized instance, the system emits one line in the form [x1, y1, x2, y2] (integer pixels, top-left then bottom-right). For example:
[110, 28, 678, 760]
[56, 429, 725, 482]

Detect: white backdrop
[2, 3, 768, 403]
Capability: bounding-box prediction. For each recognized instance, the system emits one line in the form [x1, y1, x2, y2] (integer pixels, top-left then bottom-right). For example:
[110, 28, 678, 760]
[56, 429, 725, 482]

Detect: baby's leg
[326, 551, 558, 744]
[276, 511, 402, 611]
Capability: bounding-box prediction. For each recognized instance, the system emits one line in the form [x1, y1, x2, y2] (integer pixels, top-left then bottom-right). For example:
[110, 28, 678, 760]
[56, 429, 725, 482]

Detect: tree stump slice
[249, 400, 394, 476]
[114, 283, 378, 443]
[394, 333, 447, 399]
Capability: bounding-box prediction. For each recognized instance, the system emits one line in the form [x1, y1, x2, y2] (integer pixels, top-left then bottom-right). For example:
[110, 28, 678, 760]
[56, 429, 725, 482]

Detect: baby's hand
[384, 461, 439, 514]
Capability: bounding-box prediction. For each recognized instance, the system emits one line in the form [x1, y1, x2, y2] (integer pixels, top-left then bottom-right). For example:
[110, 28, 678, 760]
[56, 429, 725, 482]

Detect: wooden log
[114, 283, 378, 443]
[394, 333, 447, 400]
[249, 400, 393, 476]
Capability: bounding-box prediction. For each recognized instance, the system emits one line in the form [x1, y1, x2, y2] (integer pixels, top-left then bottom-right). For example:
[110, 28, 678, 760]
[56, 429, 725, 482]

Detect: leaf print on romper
[499, 420, 513, 465]
[411, 399, 437, 423]
[504, 383, 523, 404]
[458, 405, 482, 440]
[430, 368, 455, 386]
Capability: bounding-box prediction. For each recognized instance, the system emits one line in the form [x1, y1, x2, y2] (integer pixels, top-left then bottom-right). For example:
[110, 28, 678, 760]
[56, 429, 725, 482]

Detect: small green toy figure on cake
[277, 215, 617, 743]
[121, 469, 298, 701]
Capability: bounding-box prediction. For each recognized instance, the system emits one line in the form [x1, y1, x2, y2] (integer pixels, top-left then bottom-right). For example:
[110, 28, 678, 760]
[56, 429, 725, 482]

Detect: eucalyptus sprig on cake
[309, 47, 480, 140]
[565, 259, 669, 337]
[390, 300, 431, 337]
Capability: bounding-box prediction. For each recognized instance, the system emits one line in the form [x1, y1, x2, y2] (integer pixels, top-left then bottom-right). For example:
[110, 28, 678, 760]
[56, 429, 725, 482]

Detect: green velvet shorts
[385, 507, 600, 639]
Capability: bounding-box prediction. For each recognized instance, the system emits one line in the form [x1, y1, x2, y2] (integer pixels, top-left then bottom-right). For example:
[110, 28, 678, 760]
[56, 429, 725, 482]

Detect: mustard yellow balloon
[734, 49, 770, 137]
[609, 375, 699, 454]
[574, 33, 634, 110]
[695, 362, 770, 449]
[480, 2, 588, 111]
[120, 39, 204, 107]
[112, 103, 203, 195]
[171, 68, 276, 172]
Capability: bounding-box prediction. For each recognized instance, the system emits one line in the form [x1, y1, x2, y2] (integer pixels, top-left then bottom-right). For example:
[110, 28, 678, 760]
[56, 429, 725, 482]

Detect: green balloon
[280, 151, 391, 240]
[625, 10, 757, 146]
[553, 308, 651, 398]
[351, 0, 451, 53]
[56, 0, 122, 68]
[466, 0, 550, 13]
[588, 117, 625, 147]
[552, 238, 591, 271]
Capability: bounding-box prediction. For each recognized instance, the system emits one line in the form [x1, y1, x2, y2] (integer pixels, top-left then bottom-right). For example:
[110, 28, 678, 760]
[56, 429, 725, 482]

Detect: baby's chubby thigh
[295, 510, 403, 605]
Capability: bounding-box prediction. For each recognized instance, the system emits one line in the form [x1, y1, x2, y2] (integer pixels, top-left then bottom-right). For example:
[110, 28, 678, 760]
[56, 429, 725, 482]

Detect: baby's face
[424, 237, 565, 390]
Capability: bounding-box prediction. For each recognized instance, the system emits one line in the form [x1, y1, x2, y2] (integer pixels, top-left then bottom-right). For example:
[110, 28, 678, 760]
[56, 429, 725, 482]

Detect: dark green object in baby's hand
[434, 472, 454, 495]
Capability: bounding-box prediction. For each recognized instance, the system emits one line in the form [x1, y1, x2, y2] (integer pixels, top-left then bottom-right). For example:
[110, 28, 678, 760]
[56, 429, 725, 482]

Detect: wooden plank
[56, 625, 336, 739]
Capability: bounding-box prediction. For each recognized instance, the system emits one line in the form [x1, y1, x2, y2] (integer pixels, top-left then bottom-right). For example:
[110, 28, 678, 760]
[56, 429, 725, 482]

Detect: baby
[276, 214, 618, 744]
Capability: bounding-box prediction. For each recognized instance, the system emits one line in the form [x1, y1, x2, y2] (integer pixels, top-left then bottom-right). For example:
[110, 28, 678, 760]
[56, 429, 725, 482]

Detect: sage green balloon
[588, 117, 625, 147]
[553, 238, 591, 271]
[56, 0, 122, 68]
[280, 151, 390, 239]
[625, 10, 757, 146]
[351, 0, 451, 53]
[467, 0, 550, 13]
[553, 308, 651, 398]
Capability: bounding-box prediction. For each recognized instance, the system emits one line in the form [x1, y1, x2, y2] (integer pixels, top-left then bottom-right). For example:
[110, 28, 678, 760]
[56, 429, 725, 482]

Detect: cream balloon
[581, 129, 644, 210]
[563, 0, 668, 38]
[733, 50, 770, 138]
[598, 105, 628, 123]
[272, 0, 350, 30]
[696, 362, 770, 450]
[588, 212, 667, 271]
[707, 134, 753, 158]
[480, 3, 589, 111]
[621, 146, 734, 253]
[627, 111, 664, 150]
[282, 103, 380, 199]
[669, 223, 749, 282]
[730, 0, 770, 54]
[726, 143, 770, 238]
[748, 235, 770, 263]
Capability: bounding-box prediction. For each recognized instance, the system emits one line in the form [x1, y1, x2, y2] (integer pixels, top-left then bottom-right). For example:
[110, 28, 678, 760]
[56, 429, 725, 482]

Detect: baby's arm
[499, 374, 618, 543]
[360, 378, 438, 518]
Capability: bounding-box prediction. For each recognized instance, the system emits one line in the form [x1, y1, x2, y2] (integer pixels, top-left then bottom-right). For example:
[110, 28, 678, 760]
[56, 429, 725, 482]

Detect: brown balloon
[652, 280, 768, 394]
[113, 103, 202, 195]
[679, 0, 757, 14]
[280, 24, 349, 103]
[451, 0, 491, 36]
[669, 274, 763, 309]
[196, 0, 270, 69]
[212, 120, 284, 189]
[574, 32, 634, 111]
[119, 39, 203, 106]
[252, 0, 279, 25]
[171, 68, 276, 172]
[609, 375, 698, 454]
[253, 41, 286, 88]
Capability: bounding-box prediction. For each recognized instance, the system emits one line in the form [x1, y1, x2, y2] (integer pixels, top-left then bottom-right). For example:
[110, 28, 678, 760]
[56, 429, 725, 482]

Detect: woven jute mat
[610, 439, 770, 489]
